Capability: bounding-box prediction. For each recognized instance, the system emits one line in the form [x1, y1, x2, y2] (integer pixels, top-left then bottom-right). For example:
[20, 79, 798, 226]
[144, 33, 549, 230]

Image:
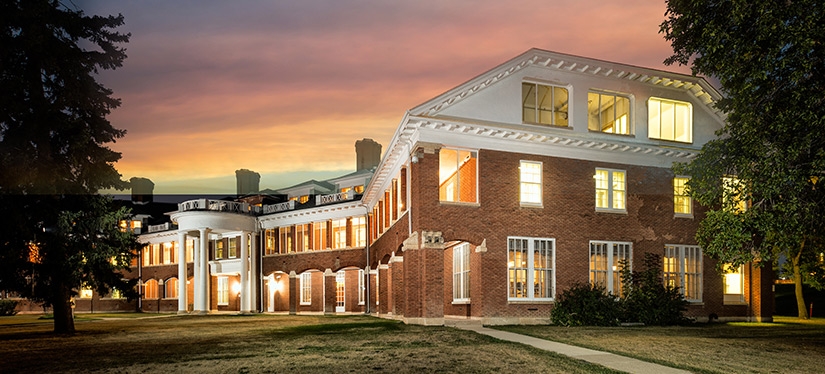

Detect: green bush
[619, 253, 690, 326]
[0, 299, 19, 316]
[551, 282, 621, 326]
[551, 253, 690, 326]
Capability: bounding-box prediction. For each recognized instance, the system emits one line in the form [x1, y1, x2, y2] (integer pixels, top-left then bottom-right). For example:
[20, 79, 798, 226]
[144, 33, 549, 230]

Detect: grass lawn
[497, 316, 825, 374]
[0, 314, 619, 373]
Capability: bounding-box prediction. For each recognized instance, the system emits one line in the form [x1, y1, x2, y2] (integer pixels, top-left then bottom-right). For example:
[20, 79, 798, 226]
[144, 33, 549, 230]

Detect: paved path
[453, 324, 691, 374]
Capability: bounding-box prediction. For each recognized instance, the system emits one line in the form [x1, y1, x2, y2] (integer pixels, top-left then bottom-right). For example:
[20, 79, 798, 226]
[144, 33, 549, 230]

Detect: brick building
[73, 49, 774, 323]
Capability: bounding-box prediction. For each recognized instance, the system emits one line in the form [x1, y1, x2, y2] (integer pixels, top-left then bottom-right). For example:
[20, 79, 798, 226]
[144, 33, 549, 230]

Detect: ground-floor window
[508, 237, 554, 301]
[165, 277, 178, 299]
[663, 245, 702, 302]
[144, 279, 158, 299]
[217, 276, 229, 306]
[723, 264, 745, 304]
[589, 240, 631, 296]
[358, 269, 365, 305]
[453, 243, 470, 302]
[300, 272, 312, 305]
[79, 285, 93, 299]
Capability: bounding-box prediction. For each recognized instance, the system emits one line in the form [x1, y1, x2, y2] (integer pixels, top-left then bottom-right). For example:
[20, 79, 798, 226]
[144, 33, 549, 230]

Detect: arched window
[165, 277, 178, 299]
[144, 279, 158, 299]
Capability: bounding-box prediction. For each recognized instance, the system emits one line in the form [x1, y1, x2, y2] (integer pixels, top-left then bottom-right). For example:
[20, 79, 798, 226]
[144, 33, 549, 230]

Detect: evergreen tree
[0, 0, 135, 333]
[661, 0, 825, 318]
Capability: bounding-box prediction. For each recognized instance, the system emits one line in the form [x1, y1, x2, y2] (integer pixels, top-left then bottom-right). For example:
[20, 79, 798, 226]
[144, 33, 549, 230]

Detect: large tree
[0, 1, 136, 333]
[661, 0, 825, 319]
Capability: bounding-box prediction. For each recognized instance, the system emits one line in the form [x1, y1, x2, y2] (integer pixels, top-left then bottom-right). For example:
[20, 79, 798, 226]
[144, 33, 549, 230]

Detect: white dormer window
[588, 91, 631, 135]
[648, 97, 692, 143]
[522, 82, 569, 127]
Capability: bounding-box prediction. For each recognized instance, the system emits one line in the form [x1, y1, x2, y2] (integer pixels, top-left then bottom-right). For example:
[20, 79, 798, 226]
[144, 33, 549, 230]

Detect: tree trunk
[792, 245, 809, 319]
[52, 284, 76, 334]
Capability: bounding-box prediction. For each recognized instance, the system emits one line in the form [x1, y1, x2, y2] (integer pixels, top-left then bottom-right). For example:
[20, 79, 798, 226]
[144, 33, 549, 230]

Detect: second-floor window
[595, 168, 626, 212]
[439, 148, 477, 203]
[519, 161, 542, 206]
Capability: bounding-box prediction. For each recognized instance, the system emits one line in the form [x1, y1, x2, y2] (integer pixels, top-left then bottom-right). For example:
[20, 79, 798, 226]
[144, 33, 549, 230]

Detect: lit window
[162, 242, 173, 264]
[453, 243, 471, 302]
[588, 91, 630, 135]
[299, 195, 309, 204]
[217, 276, 229, 306]
[144, 279, 158, 299]
[228, 237, 238, 258]
[439, 148, 478, 203]
[589, 241, 631, 296]
[265, 229, 277, 255]
[723, 176, 748, 213]
[648, 97, 692, 143]
[215, 240, 224, 259]
[279, 227, 293, 253]
[674, 177, 692, 216]
[142, 246, 151, 267]
[296, 224, 310, 252]
[165, 278, 178, 299]
[109, 288, 125, 299]
[358, 269, 365, 305]
[79, 285, 93, 299]
[723, 264, 745, 304]
[595, 168, 626, 212]
[332, 219, 347, 249]
[520, 161, 542, 206]
[336, 271, 345, 310]
[185, 239, 194, 262]
[351, 216, 367, 248]
[354, 185, 364, 194]
[663, 245, 702, 302]
[341, 187, 352, 194]
[300, 272, 312, 305]
[508, 237, 554, 300]
[313, 222, 328, 250]
[522, 82, 569, 126]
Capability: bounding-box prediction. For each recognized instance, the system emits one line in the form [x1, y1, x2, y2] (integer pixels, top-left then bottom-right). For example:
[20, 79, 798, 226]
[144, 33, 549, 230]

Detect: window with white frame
[508, 237, 554, 301]
[723, 263, 745, 304]
[144, 279, 158, 299]
[673, 176, 692, 216]
[663, 245, 702, 302]
[648, 97, 692, 143]
[595, 168, 626, 212]
[351, 216, 367, 248]
[439, 148, 478, 203]
[522, 82, 569, 126]
[228, 237, 238, 258]
[453, 243, 471, 302]
[588, 91, 631, 135]
[300, 272, 312, 305]
[165, 277, 178, 299]
[217, 276, 229, 306]
[358, 269, 365, 305]
[589, 241, 631, 296]
[332, 219, 347, 249]
[520, 161, 542, 206]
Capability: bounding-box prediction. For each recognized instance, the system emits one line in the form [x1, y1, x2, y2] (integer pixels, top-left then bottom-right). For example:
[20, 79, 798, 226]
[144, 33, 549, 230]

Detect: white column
[197, 228, 211, 313]
[177, 231, 188, 314]
[240, 231, 249, 313]
[249, 232, 258, 313]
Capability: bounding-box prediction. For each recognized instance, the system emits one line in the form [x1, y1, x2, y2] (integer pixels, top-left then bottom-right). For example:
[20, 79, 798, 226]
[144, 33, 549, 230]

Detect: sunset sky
[78, 0, 692, 194]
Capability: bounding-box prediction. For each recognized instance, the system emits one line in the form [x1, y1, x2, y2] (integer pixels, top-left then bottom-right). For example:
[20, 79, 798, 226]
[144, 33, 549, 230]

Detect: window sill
[520, 202, 543, 209]
[724, 301, 748, 306]
[507, 299, 554, 304]
[300, 302, 311, 306]
[523, 121, 573, 130]
[452, 300, 471, 305]
[595, 208, 627, 215]
[588, 130, 635, 138]
[439, 201, 480, 207]
[674, 213, 694, 219]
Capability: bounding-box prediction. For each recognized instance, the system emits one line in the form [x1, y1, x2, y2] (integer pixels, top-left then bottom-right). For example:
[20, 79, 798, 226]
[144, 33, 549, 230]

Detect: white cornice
[258, 201, 367, 228]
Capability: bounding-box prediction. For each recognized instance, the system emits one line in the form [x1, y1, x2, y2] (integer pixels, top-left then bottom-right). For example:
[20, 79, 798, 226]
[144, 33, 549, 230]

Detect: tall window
[300, 272, 312, 305]
[279, 227, 293, 254]
[648, 97, 692, 143]
[522, 82, 569, 126]
[336, 271, 345, 309]
[186, 239, 194, 262]
[595, 168, 626, 212]
[152, 243, 160, 265]
[663, 245, 702, 302]
[215, 240, 224, 259]
[296, 224, 310, 252]
[332, 219, 347, 249]
[589, 241, 631, 296]
[351, 216, 367, 248]
[265, 229, 277, 255]
[520, 161, 542, 206]
[508, 237, 554, 300]
[588, 91, 630, 134]
[217, 276, 229, 306]
[439, 148, 478, 203]
[165, 278, 178, 299]
[142, 246, 151, 267]
[453, 243, 471, 302]
[228, 237, 238, 258]
[723, 264, 745, 304]
[358, 269, 365, 305]
[673, 177, 692, 216]
[144, 279, 158, 299]
[313, 222, 328, 250]
[162, 242, 173, 264]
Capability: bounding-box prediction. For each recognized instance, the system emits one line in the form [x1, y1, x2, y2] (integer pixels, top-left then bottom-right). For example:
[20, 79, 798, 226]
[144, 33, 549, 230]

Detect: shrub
[619, 253, 690, 326]
[551, 282, 621, 326]
[0, 299, 19, 316]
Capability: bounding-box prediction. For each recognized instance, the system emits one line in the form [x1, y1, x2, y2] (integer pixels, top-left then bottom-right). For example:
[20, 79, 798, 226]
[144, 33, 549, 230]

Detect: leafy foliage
[552, 254, 689, 326]
[550, 282, 621, 327]
[0, 299, 20, 316]
[0, 1, 134, 333]
[661, 0, 825, 318]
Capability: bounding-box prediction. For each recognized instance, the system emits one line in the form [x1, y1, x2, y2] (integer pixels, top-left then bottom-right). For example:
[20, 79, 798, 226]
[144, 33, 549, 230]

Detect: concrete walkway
[452, 324, 690, 374]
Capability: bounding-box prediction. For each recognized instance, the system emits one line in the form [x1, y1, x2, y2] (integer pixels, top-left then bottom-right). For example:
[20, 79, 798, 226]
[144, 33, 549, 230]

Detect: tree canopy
[0, 0, 135, 333]
[661, 0, 825, 318]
